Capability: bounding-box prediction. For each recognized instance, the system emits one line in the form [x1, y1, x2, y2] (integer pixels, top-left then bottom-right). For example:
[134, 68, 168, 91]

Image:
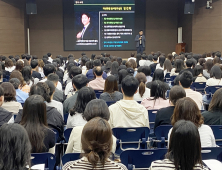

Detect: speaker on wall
[26, 0, 37, 14]
[184, 0, 195, 14]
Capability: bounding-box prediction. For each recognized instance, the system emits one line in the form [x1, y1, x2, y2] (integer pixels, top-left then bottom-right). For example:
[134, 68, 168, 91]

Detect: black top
[150, 63, 158, 73]
[32, 127, 55, 153]
[154, 106, 175, 130]
[179, 68, 194, 76]
[0, 107, 13, 126]
[32, 71, 41, 80]
[146, 81, 170, 91]
[202, 110, 222, 125]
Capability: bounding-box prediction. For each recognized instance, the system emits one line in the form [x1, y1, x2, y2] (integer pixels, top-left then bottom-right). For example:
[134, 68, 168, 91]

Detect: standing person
[135, 30, 146, 54]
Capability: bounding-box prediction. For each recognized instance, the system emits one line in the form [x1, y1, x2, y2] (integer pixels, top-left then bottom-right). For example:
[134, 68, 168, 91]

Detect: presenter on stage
[135, 30, 146, 54]
[76, 13, 97, 40]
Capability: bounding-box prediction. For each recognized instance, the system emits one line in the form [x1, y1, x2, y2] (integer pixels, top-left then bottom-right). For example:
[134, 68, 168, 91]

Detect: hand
[76, 32, 82, 39]
[139, 37, 142, 40]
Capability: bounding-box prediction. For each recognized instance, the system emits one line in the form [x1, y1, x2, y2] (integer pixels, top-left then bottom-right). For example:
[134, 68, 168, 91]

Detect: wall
[0, 0, 26, 56]
[29, 0, 178, 58]
[192, 0, 222, 53]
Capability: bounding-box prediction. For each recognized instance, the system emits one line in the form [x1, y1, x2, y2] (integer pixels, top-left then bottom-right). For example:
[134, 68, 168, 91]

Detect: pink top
[88, 77, 105, 90]
[141, 97, 170, 110]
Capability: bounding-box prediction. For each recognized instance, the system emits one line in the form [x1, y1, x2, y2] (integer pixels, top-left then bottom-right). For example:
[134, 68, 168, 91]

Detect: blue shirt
[16, 89, 29, 104]
[86, 69, 107, 80]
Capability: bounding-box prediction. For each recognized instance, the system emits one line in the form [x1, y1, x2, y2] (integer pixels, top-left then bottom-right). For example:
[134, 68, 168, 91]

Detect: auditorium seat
[148, 110, 158, 133]
[210, 125, 222, 146]
[31, 153, 56, 170]
[190, 82, 206, 94]
[154, 125, 172, 148]
[62, 153, 81, 166]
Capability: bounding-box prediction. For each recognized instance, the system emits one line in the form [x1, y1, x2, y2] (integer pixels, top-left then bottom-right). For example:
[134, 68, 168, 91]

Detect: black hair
[45, 80, 55, 98]
[150, 80, 166, 100]
[166, 120, 202, 170]
[66, 62, 76, 73]
[210, 65, 222, 79]
[31, 60, 38, 69]
[9, 78, 20, 90]
[0, 124, 31, 170]
[26, 55, 32, 61]
[47, 53, 52, 57]
[70, 87, 96, 116]
[159, 56, 166, 67]
[118, 69, 129, 84]
[110, 61, 119, 75]
[138, 66, 151, 76]
[186, 59, 193, 68]
[47, 73, 59, 83]
[91, 54, 96, 60]
[69, 66, 82, 79]
[83, 99, 110, 121]
[153, 55, 158, 61]
[153, 69, 164, 82]
[175, 59, 184, 73]
[29, 82, 51, 102]
[179, 71, 193, 88]
[82, 12, 90, 18]
[194, 65, 203, 77]
[93, 59, 101, 66]
[0, 86, 4, 96]
[72, 74, 88, 90]
[121, 75, 139, 97]
[94, 66, 103, 76]
[43, 64, 56, 77]
[21, 66, 32, 83]
[148, 54, 153, 61]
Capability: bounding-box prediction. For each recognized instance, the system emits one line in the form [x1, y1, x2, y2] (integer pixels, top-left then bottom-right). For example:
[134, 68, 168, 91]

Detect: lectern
[176, 43, 186, 54]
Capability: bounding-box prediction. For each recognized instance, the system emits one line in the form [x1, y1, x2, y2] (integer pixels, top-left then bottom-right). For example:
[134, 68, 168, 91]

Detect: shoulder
[150, 159, 175, 169]
[63, 158, 89, 170]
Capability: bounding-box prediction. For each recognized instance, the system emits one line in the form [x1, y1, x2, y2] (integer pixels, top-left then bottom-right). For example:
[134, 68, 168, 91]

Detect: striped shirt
[150, 159, 209, 170]
[62, 157, 127, 170]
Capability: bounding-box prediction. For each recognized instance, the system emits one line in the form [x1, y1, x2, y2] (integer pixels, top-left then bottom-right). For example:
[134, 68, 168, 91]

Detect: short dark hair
[82, 13, 90, 18]
[30, 60, 38, 69]
[166, 120, 202, 170]
[169, 86, 186, 105]
[0, 82, 16, 102]
[43, 64, 56, 77]
[47, 53, 52, 57]
[186, 59, 193, 68]
[138, 66, 151, 76]
[179, 71, 193, 88]
[194, 65, 203, 77]
[93, 59, 101, 67]
[72, 74, 88, 90]
[29, 82, 50, 102]
[83, 99, 110, 121]
[26, 55, 31, 61]
[47, 73, 59, 83]
[94, 66, 103, 76]
[210, 65, 222, 79]
[9, 78, 21, 90]
[215, 51, 221, 58]
[69, 66, 82, 79]
[152, 55, 158, 61]
[209, 88, 222, 112]
[0, 86, 4, 96]
[121, 75, 139, 97]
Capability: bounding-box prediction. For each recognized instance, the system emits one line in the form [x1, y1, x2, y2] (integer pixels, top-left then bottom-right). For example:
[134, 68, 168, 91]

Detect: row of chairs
[31, 146, 222, 170]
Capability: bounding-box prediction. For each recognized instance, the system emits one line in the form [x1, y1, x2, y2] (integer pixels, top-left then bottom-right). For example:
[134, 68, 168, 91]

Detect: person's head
[152, 55, 158, 62]
[179, 71, 193, 88]
[118, 69, 129, 84]
[93, 59, 101, 67]
[121, 75, 139, 97]
[104, 75, 118, 94]
[213, 57, 221, 65]
[83, 99, 110, 121]
[15, 60, 24, 72]
[138, 66, 151, 77]
[117, 57, 122, 66]
[210, 65, 222, 79]
[81, 117, 112, 168]
[139, 30, 143, 35]
[86, 61, 93, 70]
[167, 53, 173, 61]
[0, 82, 16, 102]
[0, 124, 31, 170]
[166, 120, 202, 170]
[47, 73, 59, 86]
[135, 73, 147, 97]
[175, 59, 184, 73]
[125, 61, 133, 68]
[21, 66, 32, 82]
[9, 78, 21, 90]
[38, 59, 44, 68]
[43, 64, 56, 77]
[130, 53, 135, 57]
[29, 82, 50, 102]
[129, 59, 137, 69]
[215, 51, 221, 58]
[31, 59, 39, 70]
[153, 69, 164, 82]
[194, 65, 203, 77]
[186, 59, 193, 68]
[204, 59, 213, 73]
[209, 88, 222, 112]
[94, 66, 103, 77]
[0, 86, 4, 106]
[26, 55, 32, 61]
[198, 58, 206, 67]
[206, 52, 212, 57]
[20, 95, 47, 153]
[70, 87, 96, 116]
[47, 53, 52, 58]
[72, 74, 88, 90]
[110, 61, 119, 75]
[45, 80, 55, 100]
[10, 70, 25, 86]
[4, 58, 14, 67]
[150, 80, 166, 99]
[159, 56, 166, 67]
[169, 85, 186, 106]
[172, 97, 203, 127]
[163, 59, 172, 72]
[69, 66, 82, 79]
[81, 13, 90, 26]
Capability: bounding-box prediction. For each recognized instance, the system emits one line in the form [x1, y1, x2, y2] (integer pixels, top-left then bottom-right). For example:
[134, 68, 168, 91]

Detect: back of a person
[67, 113, 87, 129]
[141, 97, 170, 110]
[133, 87, 150, 101]
[185, 89, 202, 110]
[2, 101, 22, 115]
[206, 77, 222, 86]
[108, 100, 149, 128]
[88, 78, 105, 90]
[63, 157, 127, 170]
[195, 76, 207, 83]
[99, 91, 123, 102]
[202, 110, 222, 125]
[198, 124, 216, 147]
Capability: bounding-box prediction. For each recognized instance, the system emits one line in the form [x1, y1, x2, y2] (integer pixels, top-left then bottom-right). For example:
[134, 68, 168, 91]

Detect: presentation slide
[63, 0, 146, 51]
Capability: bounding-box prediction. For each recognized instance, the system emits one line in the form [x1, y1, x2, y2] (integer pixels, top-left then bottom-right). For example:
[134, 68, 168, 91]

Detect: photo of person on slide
[76, 13, 98, 40]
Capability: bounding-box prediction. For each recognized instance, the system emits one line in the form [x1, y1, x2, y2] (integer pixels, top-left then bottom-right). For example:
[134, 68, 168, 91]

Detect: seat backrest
[51, 129, 59, 143]
[64, 128, 73, 143]
[155, 125, 172, 140]
[112, 127, 150, 155]
[210, 125, 222, 146]
[191, 82, 206, 89]
[120, 149, 168, 170]
[148, 110, 158, 122]
[201, 147, 222, 161]
[64, 113, 69, 125]
[170, 75, 177, 81]
[106, 101, 116, 107]
[62, 153, 81, 165]
[31, 153, 56, 170]
[94, 90, 103, 98]
[205, 86, 222, 95]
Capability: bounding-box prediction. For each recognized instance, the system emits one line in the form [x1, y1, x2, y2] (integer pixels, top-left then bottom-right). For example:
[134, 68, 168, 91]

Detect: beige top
[185, 89, 203, 110]
[2, 101, 23, 115]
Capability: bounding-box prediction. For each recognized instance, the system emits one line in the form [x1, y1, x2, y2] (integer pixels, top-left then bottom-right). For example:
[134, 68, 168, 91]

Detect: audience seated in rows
[31, 59, 42, 79]
[168, 97, 216, 147]
[108, 76, 149, 128]
[137, 66, 153, 83]
[179, 59, 194, 76]
[170, 59, 184, 76]
[154, 85, 186, 130]
[86, 59, 107, 80]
